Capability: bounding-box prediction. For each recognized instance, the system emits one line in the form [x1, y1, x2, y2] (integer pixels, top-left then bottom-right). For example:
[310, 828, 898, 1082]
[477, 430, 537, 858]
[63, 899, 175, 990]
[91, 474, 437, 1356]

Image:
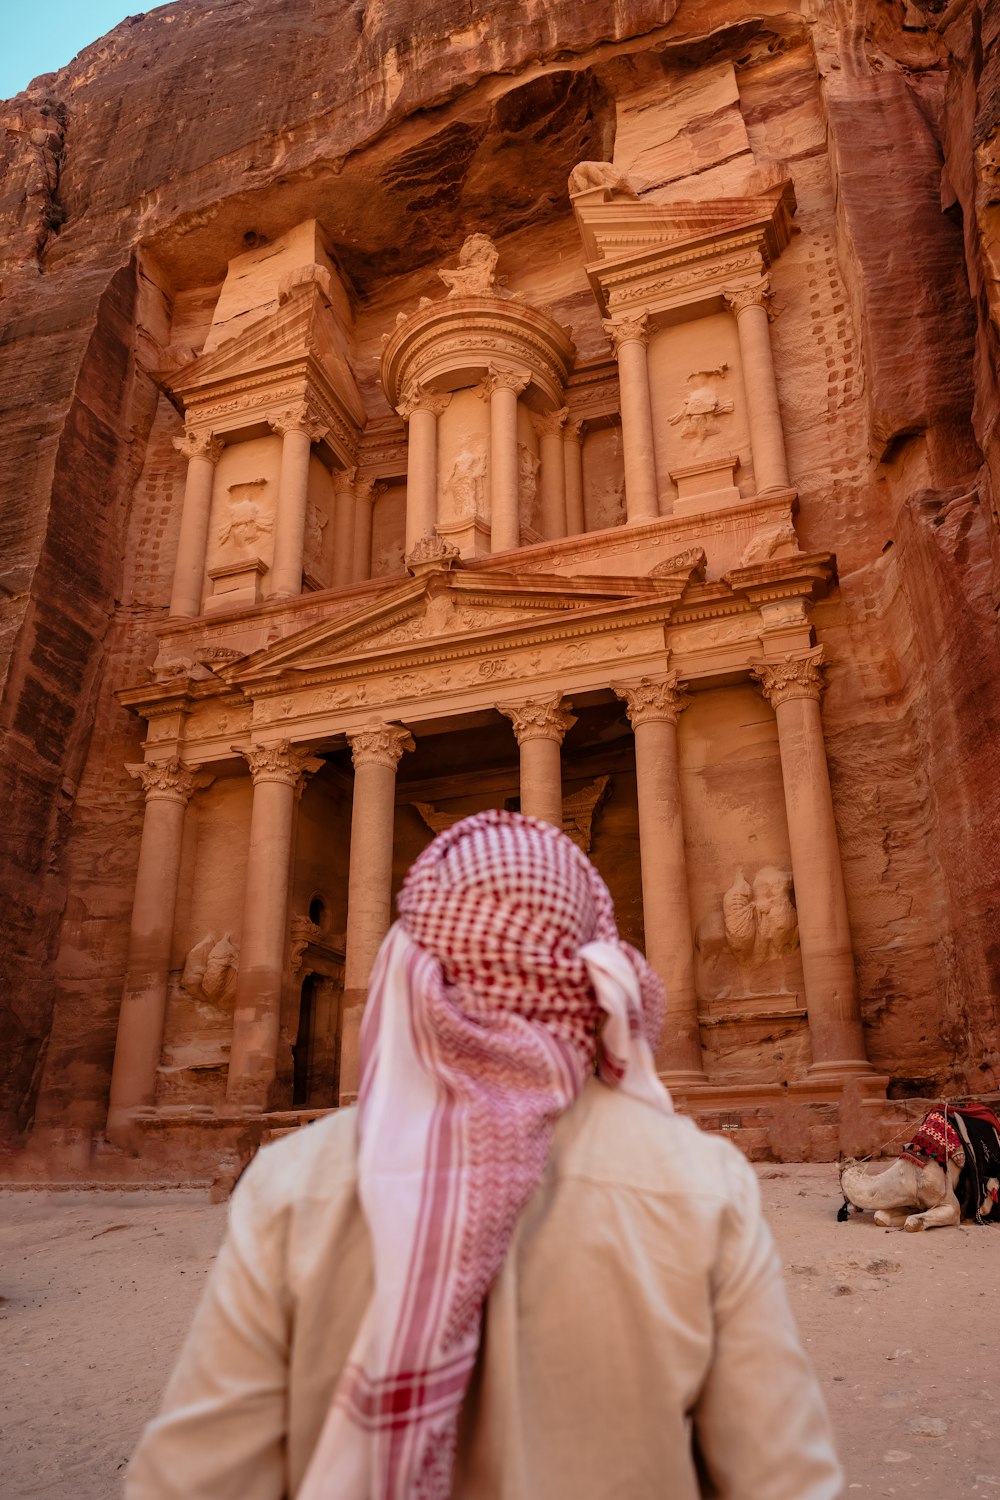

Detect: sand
[2, 1163, 998, 1497]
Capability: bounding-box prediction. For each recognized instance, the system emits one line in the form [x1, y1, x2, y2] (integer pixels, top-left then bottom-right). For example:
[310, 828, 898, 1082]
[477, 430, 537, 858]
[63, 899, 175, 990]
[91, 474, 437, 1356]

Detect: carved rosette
[477, 365, 530, 401]
[239, 741, 322, 787]
[497, 694, 576, 745]
[127, 758, 202, 804]
[613, 674, 690, 727]
[723, 277, 776, 321]
[348, 723, 416, 771]
[602, 313, 650, 353]
[268, 401, 328, 443]
[173, 430, 224, 465]
[396, 383, 452, 422]
[532, 406, 569, 439]
[752, 650, 825, 708]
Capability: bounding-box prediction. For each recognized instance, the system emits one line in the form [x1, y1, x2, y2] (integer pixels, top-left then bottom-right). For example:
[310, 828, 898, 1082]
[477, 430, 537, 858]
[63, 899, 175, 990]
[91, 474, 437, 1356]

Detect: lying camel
[839, 1153, 962, 1232]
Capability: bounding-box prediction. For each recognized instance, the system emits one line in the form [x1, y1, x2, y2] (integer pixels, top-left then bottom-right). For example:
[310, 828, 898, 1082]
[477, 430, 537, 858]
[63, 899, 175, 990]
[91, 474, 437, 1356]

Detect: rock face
[2, 0, 1000, 1165]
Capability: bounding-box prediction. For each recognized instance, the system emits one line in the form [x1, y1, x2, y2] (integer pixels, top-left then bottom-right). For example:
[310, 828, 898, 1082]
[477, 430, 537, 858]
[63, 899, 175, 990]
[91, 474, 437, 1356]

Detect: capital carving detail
[533, 406, 569, 439]
[563, 417, 586, 444]
[397, 383, 452, 421]
[268, 402, 328, 442]
[603, 313, 649, 353]
[477, 365, 530, 400]
[723, 277, 776, 320]
[613, 674, 690, 727]
[333, 465, 359, 498]
[752, 650, 825, 708]
[173, 430, 224, 465]
[127, 757, 201, 804]
[238, 740, 322, 787]
[348, 723, 416, 771]
[497, 694, 576, 745]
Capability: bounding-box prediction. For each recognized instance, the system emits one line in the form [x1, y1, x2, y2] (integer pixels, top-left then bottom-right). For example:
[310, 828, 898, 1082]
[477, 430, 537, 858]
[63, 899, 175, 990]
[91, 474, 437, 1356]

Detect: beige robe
[126, 1080, 843, 1499]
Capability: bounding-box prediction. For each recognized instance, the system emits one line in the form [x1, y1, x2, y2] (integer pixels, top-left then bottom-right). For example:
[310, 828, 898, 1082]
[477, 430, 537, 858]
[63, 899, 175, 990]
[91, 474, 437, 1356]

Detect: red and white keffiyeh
[297, 809, 673, 1500]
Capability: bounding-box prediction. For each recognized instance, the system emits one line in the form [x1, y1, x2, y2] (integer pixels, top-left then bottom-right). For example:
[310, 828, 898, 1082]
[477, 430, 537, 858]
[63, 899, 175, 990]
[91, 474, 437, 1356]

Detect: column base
[806, 1058, 879, 1083]
[659, 1068, 710, 1090]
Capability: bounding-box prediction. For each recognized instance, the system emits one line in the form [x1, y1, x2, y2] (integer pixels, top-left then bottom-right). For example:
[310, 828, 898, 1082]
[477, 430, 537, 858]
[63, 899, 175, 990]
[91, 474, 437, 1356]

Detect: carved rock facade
[2, 1, 1000, 1172]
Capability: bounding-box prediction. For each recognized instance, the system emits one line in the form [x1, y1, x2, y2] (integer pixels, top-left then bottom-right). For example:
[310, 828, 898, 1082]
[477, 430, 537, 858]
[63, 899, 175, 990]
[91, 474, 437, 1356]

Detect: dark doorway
[292, 974, 316, 1107]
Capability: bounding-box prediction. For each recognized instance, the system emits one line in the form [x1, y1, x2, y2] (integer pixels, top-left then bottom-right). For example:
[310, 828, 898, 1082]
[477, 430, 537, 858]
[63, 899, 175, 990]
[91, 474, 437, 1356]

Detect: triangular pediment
[224, 568, 691, 685]
[160, 281, 365, 429]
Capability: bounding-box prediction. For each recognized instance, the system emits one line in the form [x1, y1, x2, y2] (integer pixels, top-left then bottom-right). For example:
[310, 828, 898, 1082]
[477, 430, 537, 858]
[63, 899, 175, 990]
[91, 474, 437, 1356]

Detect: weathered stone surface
[2, 0, 1000, 1158]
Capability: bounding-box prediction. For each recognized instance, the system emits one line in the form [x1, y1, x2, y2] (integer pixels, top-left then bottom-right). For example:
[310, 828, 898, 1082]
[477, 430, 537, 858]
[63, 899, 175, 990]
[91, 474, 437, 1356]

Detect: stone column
[226, 742, 322, 1108]
[169, 429, 224, 619]
[340, 723, 415, 1102]
[352, 477, 377, 584]
[332, 466, 358, 589]
[534, 407, 569, 541]
[497, 695, 576, 828]
[268, 402, 328, 599]
[398, 383, 451, 559]
[613, 676, 706, 1083]
[724, 279, 789, 494]
[752, 652, 872, 1078]
[479, 366, 529, 554]
[603, 314, 660, 525]
[108, 759, 205, 1129]
[563, 418, 585, 536]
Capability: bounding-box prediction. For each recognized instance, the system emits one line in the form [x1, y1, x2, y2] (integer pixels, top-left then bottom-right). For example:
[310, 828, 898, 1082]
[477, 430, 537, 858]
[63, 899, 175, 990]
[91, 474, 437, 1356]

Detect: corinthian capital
[333, 465, 359, 498]
[497, 694, 576, 745]
[532, 406, 569, 439]
[238, 740, 323, 787]
[348, 722, 415, 771]
[268, 401, 328, 442]
[751, 649, 825, 708]
[127, 757, 203, 803]
[723, 278, 776, 320]
[396, 382, 452, 421]
[612, 673, 690, 727]
[602, 313, 649, 353]
[477, 365, 530, 401]
[173, 429, 224, 465]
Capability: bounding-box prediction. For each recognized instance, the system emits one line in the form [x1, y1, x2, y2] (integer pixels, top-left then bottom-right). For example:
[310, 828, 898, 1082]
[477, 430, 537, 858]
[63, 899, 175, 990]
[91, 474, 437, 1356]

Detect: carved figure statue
[180, 933, 240, 1006]
[438, 233, 501, 298]
[304, 498, 328, 571]
[695, 866, 799, 998]
[567, 161, 639, 200]
[517, 443, 540, 536]
[445, 446, 488, 519]
[218, 493, 272, 550]
[668, 366, 735, 447]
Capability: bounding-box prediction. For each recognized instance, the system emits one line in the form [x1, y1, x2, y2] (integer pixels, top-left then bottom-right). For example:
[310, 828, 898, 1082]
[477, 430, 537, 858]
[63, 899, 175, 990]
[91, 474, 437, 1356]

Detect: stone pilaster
[398, 382, 451, 557]
[498, 694, 576, 828]
[603, 313, 660, 525]
[723, 278, 789, 494]
[613, 675, 706, 1082]
[752, 650, 872, 1078]
[563, 417, 586, 536]
[479, 365, 530, 554]
[169, 429, 225, 618]
[226, 741, 323, 1107]
[533, 406, 569, 541]
[268, 402, 328, 598]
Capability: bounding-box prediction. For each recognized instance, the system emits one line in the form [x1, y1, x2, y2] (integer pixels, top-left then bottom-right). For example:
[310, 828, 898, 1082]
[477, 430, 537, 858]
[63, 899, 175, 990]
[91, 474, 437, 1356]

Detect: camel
[839, 1153, 962, 1232]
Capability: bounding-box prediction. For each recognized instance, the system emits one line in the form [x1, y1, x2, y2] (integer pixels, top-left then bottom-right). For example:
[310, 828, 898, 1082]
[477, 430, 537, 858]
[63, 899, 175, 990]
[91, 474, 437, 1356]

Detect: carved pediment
[222, 569, 695, 686]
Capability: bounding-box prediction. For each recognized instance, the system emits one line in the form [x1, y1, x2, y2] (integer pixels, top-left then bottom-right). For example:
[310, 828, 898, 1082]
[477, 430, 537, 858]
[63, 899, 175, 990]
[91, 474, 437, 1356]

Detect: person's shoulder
[555, 1080, 757, 1204]
[231, 1106, 358, 1220]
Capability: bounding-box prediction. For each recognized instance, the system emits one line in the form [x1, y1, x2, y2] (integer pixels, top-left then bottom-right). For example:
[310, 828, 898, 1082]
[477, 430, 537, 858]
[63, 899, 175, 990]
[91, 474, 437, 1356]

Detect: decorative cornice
[723, 277, 776, 320]
[268, 401, 328, 442]
[237, 740, 323, 786]
[127, 757, 204, 803]
[348, 722, 415, 770]
[602, 313, 649, 352]
[497, 694, 576, 745]
[613, 673, 690, 727]
[477, 365, 530, 400]
[752, 648, 825, 707]
[396, 382, 452, 421]
[173, 430, 224, 465]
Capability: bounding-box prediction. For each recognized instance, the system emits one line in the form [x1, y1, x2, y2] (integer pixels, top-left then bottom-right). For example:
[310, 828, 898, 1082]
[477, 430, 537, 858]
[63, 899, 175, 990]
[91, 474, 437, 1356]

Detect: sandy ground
[2, 1163, 998, 1498]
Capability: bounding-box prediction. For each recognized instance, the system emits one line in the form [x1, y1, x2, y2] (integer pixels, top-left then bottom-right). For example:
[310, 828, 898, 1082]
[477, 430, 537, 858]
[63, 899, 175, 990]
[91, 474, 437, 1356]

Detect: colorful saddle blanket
[902, 1104, 1000, 1224]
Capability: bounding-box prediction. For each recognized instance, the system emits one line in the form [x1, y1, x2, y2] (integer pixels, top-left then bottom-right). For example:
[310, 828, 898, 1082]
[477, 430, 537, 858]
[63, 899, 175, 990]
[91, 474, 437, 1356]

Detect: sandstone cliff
[2, 0, 999, 1141]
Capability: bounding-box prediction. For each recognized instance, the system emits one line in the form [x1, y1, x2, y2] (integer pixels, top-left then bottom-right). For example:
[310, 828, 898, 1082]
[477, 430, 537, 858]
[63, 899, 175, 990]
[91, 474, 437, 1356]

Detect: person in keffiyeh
[127, 811, 842, 1500]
